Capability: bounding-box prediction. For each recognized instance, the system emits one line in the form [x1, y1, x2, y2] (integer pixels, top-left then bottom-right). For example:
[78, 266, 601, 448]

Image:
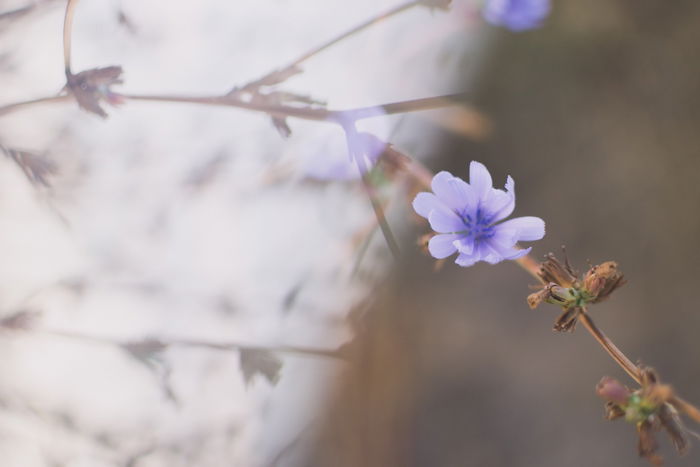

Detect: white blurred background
[0, 1, 487, 465]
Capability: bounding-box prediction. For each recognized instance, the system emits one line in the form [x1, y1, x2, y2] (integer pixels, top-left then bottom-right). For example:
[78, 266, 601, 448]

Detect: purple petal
[478, 242, 505, 264]
[428, 208, 464, 233]
[506, 246, 532, 259]
[455, 251, 479, 267]
[469, 161, 493, 200]
[431, 171, 476, 212]
[412, 192, 443, 219]
[453, 236, 475, 255]
[497, 216, 545, 241]
[484, 175, 515, 222]
[428, 234, 459, 259]
[483, 0, 550, 32]
[487, 240, 532, 260]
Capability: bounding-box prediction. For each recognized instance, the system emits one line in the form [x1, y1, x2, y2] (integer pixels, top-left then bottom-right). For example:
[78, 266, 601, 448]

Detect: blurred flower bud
[596, 376, 631, 406]
[66, 66, 124, 118]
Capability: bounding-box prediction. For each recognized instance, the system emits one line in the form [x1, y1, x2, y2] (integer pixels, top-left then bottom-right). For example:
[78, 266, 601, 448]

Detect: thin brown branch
[0, 4, 35, 22]
[238, 0, 423, 92]
[344, 125, 401, 259]
[516, 254, 544, 282]
[0, 90, 470, 123]
[343, 93, 472, 120]
[122, 93, 333, 121]
[34, 328, 345, 359]
[578, 309, 642, 384]
[63, 0, 81, 75]
[669, 396, 700, 425]
[0, 95, 71, 117]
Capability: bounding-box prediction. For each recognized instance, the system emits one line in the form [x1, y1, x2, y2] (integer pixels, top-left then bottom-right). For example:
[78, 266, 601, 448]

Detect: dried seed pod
[582, 261, 626, 303]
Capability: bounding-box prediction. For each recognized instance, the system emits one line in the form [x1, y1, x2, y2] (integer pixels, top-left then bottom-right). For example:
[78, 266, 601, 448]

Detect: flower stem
[63, 0, 81, 76]
[578, 308, 641, 384]
[0, 95, 71, 117]
[515, 255, 542, 282]
[238, 0, 423, 91]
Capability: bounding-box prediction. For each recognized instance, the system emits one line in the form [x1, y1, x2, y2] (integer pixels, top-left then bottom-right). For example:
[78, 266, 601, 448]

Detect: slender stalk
[123, 93, 332, 121]
[0, 4, 35, 21]
[122, 93, 471, 123]
[343, 94, 472, 120]
[669, 396, 700, 425]
[0, 95, 71, 117]
[239, 0, 423, 91]
[515, 255, 542, 282]
[0, 90, 470, 121]
[344, 123, 402, 259]
[63, 0, 81, 75]
[34, 328, 345, 359]
[578, 309, 641, 384]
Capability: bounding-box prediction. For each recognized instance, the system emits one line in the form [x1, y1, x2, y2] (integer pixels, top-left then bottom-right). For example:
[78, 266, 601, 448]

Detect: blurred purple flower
[303, 131, 387, 181]
[413, 161, 544, 266]
[483, 0, 550, 31]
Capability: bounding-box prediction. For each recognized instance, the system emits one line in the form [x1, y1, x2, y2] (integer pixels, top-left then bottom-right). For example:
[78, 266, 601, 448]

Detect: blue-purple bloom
[483, 0, 550, 32]
[303, 131, 386, 181]
[413, 161, 545, 267]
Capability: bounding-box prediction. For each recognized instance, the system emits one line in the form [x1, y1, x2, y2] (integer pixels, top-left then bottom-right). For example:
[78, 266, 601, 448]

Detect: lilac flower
[303, 131, 387, 181]
[413, 161, 544, 267]
[483, 0, 550, 32]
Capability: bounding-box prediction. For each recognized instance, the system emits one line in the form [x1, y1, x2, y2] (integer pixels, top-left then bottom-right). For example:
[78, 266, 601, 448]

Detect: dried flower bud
[637, 419, 663, 466]
[582, 261, 625, 303]
[527, 288, 548, 309]
[597, 376, 631, 406]
[604, 401, 626, 420]
[553, 306, 581, 332]
[66, 66, 124, 118]
[538, 253, 577, 288]
[597, 367, 695, 465]
[658, 403, 689, 455]
[528, 283, 578, 310]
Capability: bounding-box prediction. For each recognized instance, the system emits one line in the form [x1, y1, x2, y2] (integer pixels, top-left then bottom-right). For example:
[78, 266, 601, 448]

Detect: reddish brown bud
[596, 376, 631, 405]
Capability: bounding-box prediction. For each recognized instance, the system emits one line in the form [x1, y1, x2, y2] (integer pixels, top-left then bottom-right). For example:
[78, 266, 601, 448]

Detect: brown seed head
[583, 261, 626, 303]
[538, 253, 577, 288]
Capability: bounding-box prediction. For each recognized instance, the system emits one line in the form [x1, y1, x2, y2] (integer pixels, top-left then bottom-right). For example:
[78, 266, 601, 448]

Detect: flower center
[459, 206, 495, 241]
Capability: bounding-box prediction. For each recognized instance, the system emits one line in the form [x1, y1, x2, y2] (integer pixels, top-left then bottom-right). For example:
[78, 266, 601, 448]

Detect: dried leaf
[123, 338, 168, 368]
[637, 420, 663, 466]
[239, 348, 282, 386]
[271, 116, 292, 138]
[658, 403, 690, 455]
[2, 146, 56, 187]
[0, 310, 40, 330]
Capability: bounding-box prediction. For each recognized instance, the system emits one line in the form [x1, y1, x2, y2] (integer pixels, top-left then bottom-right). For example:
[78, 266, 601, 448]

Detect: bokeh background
[311, 2, 700, 466]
